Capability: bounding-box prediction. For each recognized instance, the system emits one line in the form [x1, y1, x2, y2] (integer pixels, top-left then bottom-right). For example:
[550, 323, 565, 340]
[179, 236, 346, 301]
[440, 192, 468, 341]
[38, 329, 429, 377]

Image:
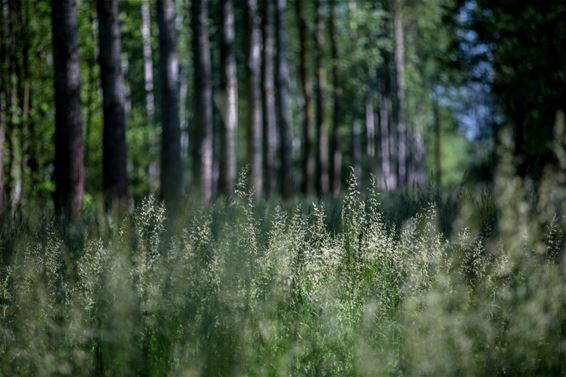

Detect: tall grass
[0, 163, 565, 376]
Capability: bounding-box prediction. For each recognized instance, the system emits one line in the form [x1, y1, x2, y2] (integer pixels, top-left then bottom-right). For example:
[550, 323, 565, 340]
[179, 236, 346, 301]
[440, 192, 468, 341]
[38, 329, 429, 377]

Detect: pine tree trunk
[141, 0, 158, 191]
[0, 0, 6, 216]
[177, 0, 189, 174]
[51, 0, 85, 217]
[377, 64, 394, 190]
[378, 96, 392, 190]
[157, 0, 183, 207]
[351, 99, 362, 182]
[191, 0, 214, 201]
[275, 0, 292, 198]
[329, 0, 342, 196]
[392, 0, 407, 187]
[433, 98, 441, 189]
[7, 0, 21, 206]
[218, 0, 238, 195]
[0, 15, 4, 216]
[245, 0, 263, 197]
[141, 0, 155, 121]
[366, 93, 376, 186]
[0, 87, 4, 216]
[84, 0, 97, 175]
[262, 0, 278, 197]
[313, 0, 329, 196]
[295, 0, 315, 196]
[20, 0, 36, 200]
[96, 0, 129, 210]
[414, 122, 427, 186]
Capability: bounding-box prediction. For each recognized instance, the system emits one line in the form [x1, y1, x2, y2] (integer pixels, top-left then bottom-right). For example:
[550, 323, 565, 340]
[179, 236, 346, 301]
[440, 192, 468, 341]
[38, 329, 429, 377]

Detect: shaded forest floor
[0, 169, 565, 376]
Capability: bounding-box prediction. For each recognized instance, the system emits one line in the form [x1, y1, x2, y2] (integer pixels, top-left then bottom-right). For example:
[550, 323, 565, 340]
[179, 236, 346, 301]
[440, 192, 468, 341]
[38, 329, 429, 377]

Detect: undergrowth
[0, 161, 565, 376]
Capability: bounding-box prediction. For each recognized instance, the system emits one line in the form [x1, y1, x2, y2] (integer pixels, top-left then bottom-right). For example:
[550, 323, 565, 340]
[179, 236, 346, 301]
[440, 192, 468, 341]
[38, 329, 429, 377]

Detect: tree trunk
[0, 0, 7, 216]
[262, 0, 278, 197]
[218, 0, 238, 195]
[376, 59, 395, 190]
[176, 0, 189, 175]
[141, 0, 158, 191]
[313, 0, 328, 196]
[20, 0, 36, 200]
[84, 0, 97, 175]
[433, 98, 441, 190]
[245, 0, 263, 197]
[6, 0, 21, 206]
[392, 0, 407, 187]
[0, 0, 5, 216]
[275, 0, 292, 198]
[366, 93, 376, 186]
[329, 0, 342, 196]
[157, 0, 183, 208]
[378, 91, 393, 190]
[414, 121, 427, 186]
[295, 0, 315, 196]
[191, 0, 214, 201]
[351, 99, 362, 182]
[141, 0, 155, 121]
[51, 0, 85, 217]
[96, 0, 129, 210]
[0, 86, 4, 217]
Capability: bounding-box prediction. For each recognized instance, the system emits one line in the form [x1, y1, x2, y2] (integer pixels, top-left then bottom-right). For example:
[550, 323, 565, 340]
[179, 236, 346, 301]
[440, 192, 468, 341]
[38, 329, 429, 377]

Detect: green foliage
[1, 165, 566, 376]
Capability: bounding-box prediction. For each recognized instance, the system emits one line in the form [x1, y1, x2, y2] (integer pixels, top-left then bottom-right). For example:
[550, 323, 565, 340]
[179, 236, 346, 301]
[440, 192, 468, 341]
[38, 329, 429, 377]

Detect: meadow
[0, 163, 565, 377]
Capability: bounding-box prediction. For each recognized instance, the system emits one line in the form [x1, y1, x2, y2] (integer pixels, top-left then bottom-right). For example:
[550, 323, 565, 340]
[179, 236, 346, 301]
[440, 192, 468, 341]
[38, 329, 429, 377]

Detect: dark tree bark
[313, 0, 329, 196]
[329, 0, 342, 196]
[262, 0, 278, 197]
[218, 0, 238, 195]
[96, 0, 129, 210]
[0, 86, 4, 217]
[0, 0, 6, 216]
[157, 0, 183, 207]
[0, 40, 4, 215]
[275, 0, 292, 198]
[295, 0, 315, 196]
[245, 0, 263, 196]
[191, 0, 214, 201]
[51, 0, 85, 217]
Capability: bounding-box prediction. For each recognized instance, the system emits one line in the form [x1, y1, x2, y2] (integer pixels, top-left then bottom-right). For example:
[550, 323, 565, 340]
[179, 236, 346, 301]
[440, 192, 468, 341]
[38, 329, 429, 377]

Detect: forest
[1, 0, 566, 375]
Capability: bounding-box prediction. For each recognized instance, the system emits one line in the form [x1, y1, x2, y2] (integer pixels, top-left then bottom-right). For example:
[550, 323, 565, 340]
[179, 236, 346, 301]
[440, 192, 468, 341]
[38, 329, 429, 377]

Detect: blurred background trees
[0, 0, 563, 213]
